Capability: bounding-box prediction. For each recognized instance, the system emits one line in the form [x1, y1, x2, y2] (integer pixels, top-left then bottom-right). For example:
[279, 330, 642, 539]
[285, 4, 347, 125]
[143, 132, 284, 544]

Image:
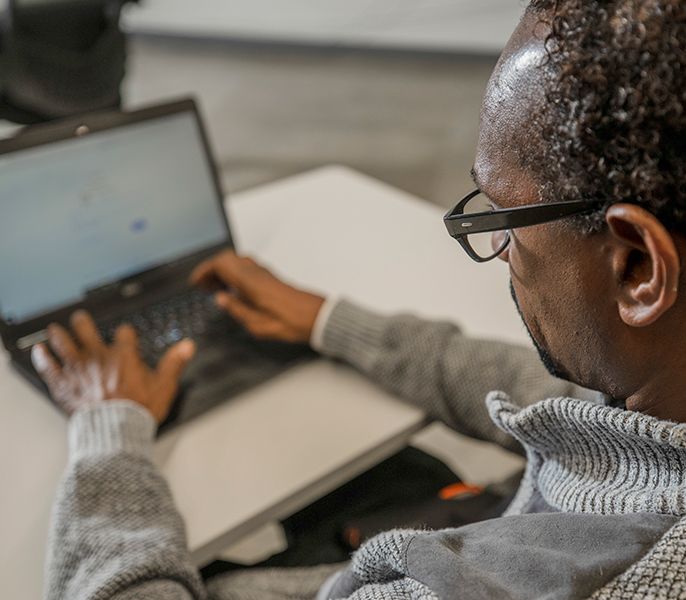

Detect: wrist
[299, 293, 325, 340]
[309, 296, 339, 351]
[69, 401, 156, 462]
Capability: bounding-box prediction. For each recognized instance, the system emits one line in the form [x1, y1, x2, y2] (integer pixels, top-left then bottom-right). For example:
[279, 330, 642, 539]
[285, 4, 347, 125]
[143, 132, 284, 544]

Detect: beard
[509, 280, 572, 381]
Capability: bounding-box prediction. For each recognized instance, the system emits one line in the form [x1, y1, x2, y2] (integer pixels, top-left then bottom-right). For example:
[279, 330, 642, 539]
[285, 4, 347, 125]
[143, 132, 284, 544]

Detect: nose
[492, 230, 510, 262]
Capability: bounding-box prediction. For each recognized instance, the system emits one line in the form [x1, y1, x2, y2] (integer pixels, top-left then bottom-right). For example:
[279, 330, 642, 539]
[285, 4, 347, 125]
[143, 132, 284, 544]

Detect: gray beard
[509, 280, 571, 381]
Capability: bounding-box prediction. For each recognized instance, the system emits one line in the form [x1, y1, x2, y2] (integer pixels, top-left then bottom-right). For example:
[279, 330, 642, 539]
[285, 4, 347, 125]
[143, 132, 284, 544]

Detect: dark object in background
[0, 0, 139, 124]
[339, 481, 510, 552]
[201, 447, 520, 579]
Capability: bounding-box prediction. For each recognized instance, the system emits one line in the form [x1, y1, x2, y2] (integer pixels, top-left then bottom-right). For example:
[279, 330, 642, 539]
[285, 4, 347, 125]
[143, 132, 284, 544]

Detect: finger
[215, 291, 264, 325]
[31, 343, 63, 386]
[31, 343, 79, 414]
[192, 253, 269, 303]
[156, 339, 196, 397]
[70, 310, 106, 355]
[113, 323, 139, 355]
[189, 259, 218, 288]
[189, 250, 236, 288]
[244, 319, 294, 340]
[216, 292, 287, 339]
[47, 323, 81, 365]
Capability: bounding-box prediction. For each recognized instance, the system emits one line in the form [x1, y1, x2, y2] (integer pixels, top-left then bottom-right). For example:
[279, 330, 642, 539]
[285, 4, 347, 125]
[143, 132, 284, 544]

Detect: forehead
[474, 10, 551, 205]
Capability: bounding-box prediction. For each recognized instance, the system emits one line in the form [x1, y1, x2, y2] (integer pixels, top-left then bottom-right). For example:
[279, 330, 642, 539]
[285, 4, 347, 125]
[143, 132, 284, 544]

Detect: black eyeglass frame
[444, 189, 605, 262]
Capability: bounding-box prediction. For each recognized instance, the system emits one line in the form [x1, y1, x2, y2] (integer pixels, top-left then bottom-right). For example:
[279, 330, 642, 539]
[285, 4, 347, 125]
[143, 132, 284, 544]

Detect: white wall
[124, 0, 523, 53]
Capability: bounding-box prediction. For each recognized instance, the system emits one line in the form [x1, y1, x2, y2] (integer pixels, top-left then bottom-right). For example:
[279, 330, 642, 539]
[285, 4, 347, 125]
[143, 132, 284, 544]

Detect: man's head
[474, 0, 686, 418]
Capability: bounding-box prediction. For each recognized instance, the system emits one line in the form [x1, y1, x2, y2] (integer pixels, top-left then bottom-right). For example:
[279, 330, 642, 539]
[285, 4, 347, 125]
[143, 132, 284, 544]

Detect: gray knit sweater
[44, 299, 686, 599]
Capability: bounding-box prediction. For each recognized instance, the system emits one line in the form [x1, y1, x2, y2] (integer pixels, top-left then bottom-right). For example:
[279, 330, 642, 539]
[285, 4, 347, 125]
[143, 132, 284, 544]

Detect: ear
[605, 204, 680, 327]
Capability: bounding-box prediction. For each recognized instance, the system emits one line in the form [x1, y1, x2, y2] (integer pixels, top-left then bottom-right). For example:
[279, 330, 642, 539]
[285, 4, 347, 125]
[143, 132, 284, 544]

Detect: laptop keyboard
[14, 285, 313, 433]
[100, 289, 227, 364]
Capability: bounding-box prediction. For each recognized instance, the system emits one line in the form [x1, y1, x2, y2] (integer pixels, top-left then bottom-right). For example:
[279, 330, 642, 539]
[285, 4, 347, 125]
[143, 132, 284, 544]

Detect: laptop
[0, 98, 313, 433]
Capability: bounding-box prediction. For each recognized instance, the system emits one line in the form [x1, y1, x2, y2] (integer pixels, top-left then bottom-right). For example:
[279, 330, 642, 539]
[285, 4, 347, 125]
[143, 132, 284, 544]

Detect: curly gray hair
[528, 0, 686, 233]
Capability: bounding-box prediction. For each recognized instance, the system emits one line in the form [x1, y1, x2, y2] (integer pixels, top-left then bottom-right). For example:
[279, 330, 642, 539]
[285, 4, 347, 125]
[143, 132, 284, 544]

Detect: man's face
[508, 280, 568, 379]
[473, 10, 615, 391]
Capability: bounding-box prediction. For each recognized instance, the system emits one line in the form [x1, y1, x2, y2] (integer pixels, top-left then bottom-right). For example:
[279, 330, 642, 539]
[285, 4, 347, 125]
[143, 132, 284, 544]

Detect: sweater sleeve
[45, 401, 206, 600]
[317, 299, 600, 455]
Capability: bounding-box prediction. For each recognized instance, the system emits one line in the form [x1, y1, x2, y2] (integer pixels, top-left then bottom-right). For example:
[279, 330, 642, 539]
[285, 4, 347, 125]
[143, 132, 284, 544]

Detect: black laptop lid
[0, 98, 232, 342]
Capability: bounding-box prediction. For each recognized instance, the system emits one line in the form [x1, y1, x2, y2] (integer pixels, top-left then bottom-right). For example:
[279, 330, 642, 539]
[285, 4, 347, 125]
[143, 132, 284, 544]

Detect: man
[35, 0, 686, 598]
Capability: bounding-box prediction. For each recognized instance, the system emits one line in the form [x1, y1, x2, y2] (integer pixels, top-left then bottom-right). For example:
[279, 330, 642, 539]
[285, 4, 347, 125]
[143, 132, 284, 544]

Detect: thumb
[157, 339, 196, 387]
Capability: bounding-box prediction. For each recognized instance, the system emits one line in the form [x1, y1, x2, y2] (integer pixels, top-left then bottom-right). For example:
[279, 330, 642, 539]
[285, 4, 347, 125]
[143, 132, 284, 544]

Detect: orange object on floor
[438, 482, 484, 501]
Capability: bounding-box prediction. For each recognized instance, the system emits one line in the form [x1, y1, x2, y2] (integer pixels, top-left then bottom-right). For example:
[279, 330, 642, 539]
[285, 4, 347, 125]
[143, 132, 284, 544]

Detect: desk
[0, 166, 526, 599]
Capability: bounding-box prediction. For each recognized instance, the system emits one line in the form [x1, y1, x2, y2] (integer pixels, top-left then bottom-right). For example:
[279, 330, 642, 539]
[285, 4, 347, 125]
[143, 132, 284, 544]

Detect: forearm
[45, 402, 205, 600]
[316, 299, 599, 454]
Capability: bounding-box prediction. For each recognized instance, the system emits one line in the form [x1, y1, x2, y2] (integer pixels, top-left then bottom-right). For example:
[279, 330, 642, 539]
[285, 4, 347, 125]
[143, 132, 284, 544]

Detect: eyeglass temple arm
[444, 200, 602, 237]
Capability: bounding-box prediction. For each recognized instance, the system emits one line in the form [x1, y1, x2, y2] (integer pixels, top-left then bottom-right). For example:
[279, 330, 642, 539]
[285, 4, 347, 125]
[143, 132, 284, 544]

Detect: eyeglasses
[443, 189, 605, 262]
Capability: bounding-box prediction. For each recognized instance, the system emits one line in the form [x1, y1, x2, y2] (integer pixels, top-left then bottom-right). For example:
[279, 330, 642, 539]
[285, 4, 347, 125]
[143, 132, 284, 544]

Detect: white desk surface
[0, 166, 526, 599]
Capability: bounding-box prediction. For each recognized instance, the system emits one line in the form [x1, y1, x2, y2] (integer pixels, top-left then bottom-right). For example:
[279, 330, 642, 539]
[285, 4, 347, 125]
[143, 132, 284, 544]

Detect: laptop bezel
[0, 97, 234, 351]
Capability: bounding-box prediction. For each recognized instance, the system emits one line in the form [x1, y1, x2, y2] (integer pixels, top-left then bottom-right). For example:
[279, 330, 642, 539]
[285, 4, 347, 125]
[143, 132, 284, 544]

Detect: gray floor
[125, 36, 497, 208]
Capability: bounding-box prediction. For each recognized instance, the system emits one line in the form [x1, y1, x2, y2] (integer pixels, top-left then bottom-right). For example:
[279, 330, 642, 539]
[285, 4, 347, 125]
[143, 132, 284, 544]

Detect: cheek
[508, 228, 580, 335]
[507, 231, 547, 331]
[510, 227, 604, 358]
[507, 229, 545, 296]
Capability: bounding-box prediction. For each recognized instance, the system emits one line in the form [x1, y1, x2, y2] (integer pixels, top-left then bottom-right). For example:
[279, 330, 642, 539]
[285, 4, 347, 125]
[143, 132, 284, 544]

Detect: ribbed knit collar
[487, 392, 686, 516]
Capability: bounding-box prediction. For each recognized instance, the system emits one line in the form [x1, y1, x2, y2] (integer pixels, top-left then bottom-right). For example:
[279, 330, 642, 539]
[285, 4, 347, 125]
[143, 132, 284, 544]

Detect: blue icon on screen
[131, 218, 148, 233]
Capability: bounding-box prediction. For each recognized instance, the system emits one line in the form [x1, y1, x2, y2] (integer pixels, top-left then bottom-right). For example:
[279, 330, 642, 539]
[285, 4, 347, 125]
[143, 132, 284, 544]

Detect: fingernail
[179, 339, 196, 358]
[215, 292, 228, 306]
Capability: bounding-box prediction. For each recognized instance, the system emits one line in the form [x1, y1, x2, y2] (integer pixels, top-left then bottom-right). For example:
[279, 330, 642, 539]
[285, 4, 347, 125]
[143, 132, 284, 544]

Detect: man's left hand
[31, 310, 196, 423]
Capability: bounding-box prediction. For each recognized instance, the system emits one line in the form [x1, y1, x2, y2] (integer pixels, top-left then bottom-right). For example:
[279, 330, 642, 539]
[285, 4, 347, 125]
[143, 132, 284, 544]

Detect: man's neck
[626, 373, 686, 423]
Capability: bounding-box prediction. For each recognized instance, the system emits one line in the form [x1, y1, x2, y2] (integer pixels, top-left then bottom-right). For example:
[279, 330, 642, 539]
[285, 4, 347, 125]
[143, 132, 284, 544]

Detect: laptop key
[99, 289, 232, 365]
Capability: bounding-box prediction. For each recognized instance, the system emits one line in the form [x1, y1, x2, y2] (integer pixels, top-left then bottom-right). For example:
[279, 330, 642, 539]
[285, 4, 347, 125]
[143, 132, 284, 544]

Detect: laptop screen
[0, 111, 229, 324]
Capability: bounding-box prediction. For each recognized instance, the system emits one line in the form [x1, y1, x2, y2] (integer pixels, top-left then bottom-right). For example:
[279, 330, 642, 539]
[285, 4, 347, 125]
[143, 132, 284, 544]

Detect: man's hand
[31, 311, 196, 423]
[190, 251, 325, 344]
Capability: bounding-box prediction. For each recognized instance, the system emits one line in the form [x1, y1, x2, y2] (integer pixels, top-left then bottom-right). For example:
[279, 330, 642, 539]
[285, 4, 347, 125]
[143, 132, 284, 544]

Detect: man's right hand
[190, 251, 325, 344]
